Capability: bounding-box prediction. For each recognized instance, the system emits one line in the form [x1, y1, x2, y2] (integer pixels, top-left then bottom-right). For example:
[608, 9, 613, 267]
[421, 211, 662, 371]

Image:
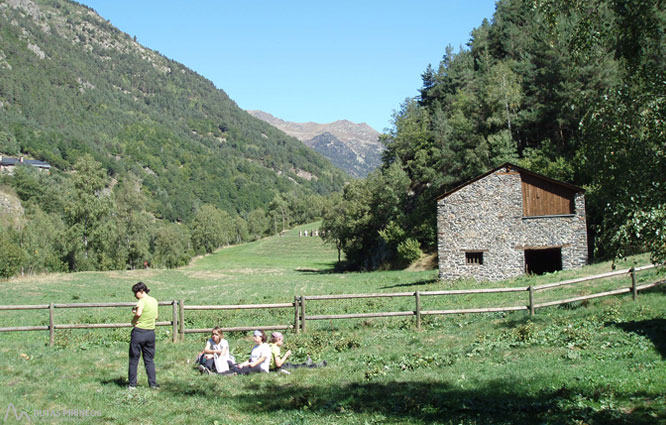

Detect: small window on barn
[521, 172, 576, 217]
[465, 252, 483, 265]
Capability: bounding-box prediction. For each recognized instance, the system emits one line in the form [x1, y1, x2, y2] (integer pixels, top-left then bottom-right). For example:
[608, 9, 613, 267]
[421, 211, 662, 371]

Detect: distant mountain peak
[247, 110, 384, 178]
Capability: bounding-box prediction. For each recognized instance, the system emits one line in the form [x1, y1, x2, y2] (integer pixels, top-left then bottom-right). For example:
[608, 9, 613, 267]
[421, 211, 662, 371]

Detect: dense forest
[323, 0, 666, 270]
[0, 0, 347, 277]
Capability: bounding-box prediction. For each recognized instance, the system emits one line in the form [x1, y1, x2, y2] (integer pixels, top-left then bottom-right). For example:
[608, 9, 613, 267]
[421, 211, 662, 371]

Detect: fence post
[529, 286, 535, 317]
[415, 291, 422, 330]
[631, 267, 637, 300]
[172, 301, 178, 343]
[49, 303, 55, 347]
[293, 296, 300, 334]
[300, 296, 306, 333]
[179, 299, 185, 341]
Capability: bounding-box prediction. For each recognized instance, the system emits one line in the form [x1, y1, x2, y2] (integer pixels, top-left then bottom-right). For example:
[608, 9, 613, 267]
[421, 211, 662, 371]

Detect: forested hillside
[0, 0, 347, 275]
[323, 0, 666, 270]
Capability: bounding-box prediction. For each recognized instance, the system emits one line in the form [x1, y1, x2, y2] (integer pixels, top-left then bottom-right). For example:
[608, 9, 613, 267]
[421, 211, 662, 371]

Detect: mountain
[247, 111, 384, 178]
[0, 0, 347, 221]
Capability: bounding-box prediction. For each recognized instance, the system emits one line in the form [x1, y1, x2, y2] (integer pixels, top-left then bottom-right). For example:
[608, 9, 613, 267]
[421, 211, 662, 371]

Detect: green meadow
[0, 224, 664, 424]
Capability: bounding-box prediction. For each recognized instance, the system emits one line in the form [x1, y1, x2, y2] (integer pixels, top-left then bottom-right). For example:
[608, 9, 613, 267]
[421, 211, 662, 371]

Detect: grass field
[0, 223, 664, 424]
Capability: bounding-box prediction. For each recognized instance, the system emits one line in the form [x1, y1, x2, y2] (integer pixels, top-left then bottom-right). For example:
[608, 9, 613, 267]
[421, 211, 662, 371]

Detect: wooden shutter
[521, 173, 575, 216]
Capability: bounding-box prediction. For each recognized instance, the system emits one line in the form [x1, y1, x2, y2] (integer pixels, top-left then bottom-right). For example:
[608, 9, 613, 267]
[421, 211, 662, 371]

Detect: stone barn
[436, 163, 588, 282]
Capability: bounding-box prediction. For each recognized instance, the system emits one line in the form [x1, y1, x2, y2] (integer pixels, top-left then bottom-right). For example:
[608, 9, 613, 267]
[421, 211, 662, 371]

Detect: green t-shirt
[134, 295, 158, 330]
[269, 343, 281, 370]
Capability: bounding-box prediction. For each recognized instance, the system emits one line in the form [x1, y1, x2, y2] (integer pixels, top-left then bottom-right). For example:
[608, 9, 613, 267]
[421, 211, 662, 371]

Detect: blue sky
[79, 1, 497, 132]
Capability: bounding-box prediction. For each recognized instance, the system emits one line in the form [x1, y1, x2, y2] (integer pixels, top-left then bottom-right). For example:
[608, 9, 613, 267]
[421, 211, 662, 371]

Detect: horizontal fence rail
[534, 288, 631, 308]
[306, 311, 415, 320]
[533, 270, 628, 291]
[0, 264, 662, 344]
[304, 292, 414, 300]
[177, 300, 299, 339]
[0, 305, 51, 311]
[0, 301, 178, 346]
[422, 287, 530, 295]
[184, 325, 293, 334]
[184, 303, 294, 310]
[422, 306, 529, 315]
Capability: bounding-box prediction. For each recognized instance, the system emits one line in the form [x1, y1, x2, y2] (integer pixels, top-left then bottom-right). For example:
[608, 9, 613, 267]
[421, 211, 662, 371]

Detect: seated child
[269, 331, 327, 373]
[223, 330, 271, 375]
[269, 331, 292, 371]
[197, 327, 231, 374]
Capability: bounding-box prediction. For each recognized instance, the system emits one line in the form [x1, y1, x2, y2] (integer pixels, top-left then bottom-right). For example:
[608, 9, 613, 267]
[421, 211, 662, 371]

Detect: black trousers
[220, 363, 267, 375]
[282, 362, 322, 369]
[199, 356, 219, 372]
[128, 327, 157, 387]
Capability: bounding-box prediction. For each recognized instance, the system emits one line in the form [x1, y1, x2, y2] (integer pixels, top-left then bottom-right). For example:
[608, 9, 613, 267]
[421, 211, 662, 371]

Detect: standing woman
[128, 282, 159, 389]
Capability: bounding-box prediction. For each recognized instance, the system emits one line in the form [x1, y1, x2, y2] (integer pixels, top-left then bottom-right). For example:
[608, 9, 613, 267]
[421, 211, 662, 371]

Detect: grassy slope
[0, 224, 664, 424]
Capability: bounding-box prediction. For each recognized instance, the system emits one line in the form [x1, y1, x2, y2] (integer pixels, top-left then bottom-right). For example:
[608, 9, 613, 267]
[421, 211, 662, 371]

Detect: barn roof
[0, 157, 51, 169]
[435, 162, 584, 201]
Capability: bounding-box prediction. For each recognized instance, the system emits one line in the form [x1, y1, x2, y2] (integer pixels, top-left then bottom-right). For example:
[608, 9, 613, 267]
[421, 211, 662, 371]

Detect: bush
[397, 238, 422, 266]
[0, 236, 25, 279]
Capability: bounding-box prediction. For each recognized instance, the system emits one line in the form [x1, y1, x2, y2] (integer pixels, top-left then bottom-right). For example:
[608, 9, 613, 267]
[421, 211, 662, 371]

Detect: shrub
[0, 236, 25, 279]
[397, 238, 422, 265]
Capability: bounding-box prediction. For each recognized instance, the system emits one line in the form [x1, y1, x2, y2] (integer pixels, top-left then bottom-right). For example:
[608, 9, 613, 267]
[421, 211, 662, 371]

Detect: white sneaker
[279, 369, 291, 375]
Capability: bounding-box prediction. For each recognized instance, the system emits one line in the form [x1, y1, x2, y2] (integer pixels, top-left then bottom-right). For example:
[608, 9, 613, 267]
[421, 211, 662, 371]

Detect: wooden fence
[0, 264, 661, 345]
[0, 301, 179, 346]
[300, 264, 660, 331]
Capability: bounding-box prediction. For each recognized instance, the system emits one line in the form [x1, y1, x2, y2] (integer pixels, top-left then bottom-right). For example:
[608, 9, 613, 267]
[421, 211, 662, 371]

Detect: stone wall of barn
[437, 168, 588, 282]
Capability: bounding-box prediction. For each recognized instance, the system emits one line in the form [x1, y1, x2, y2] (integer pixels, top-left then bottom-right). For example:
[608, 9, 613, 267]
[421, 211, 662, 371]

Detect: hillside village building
[0, 156, 51, 174]
[436, 163, 588, 282]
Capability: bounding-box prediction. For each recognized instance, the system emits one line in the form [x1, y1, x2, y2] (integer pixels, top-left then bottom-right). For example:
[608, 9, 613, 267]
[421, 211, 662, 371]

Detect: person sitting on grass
[269, 331, 292, 373]
[197, 327, 231, 374]
[268, 331, 327, 374]
[222, 330, 271, 375]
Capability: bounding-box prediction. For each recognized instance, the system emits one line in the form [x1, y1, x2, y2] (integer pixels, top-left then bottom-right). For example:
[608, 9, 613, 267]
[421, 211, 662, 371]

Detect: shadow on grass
[380, 278, 438, 290]
[222, 379, 662, 424]
[294, 262, 345, 274]
[611, 318, 666, 359]
[100, 377, 127, 388]
[159, 374, 233, 399]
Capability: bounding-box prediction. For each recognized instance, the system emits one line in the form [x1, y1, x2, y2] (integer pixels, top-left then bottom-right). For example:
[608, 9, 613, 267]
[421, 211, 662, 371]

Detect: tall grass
[0, 224, 664, 424]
